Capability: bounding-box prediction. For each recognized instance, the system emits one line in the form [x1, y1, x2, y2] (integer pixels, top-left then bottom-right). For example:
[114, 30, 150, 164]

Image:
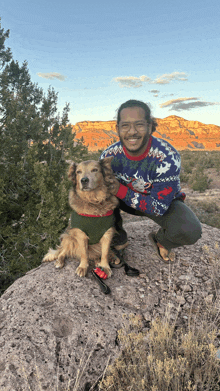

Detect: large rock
[0, 219, 220, 390]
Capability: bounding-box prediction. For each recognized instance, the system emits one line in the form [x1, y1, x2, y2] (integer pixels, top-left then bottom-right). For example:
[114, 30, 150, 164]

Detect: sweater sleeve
[116, 180, 182, 216]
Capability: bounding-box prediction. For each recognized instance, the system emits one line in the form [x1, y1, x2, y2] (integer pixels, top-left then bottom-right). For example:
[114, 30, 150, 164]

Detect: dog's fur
[42, 157, 120, 278]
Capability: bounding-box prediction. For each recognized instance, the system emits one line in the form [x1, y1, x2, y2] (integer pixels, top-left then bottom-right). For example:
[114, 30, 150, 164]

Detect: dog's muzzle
[81, 177, 89, 189]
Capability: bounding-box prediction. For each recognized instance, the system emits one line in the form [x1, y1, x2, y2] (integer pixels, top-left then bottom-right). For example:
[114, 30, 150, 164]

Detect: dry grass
[4, 308, 220, 390]
[99, 312, 220, 391]
[99, 242, 220, 391]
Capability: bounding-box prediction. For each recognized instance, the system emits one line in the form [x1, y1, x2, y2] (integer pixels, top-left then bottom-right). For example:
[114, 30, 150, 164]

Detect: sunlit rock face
[72, 116, 220, 151]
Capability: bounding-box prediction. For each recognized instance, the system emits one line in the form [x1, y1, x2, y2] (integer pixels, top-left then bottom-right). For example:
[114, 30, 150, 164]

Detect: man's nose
[128, 123, 138, 134]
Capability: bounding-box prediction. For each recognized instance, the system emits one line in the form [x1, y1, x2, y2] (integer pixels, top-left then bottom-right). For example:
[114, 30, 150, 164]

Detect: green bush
[191, 168, 211, 192]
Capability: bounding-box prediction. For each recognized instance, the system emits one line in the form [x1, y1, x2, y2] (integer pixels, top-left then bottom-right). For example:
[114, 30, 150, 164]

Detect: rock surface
[72, 116, 220, 152]
[0, 219, 220, 391]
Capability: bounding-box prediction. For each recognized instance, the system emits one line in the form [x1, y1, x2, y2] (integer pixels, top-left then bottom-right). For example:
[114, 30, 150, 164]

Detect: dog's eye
[91, 168, 98, 172]
[76, 170, 82, 174]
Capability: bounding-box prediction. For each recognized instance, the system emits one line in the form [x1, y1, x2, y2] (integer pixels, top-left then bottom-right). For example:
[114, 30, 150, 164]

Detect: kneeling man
[100, 99, 202, 262]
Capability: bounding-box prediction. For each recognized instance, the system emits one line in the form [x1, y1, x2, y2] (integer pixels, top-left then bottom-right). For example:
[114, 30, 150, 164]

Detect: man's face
[116, 107, 151, 156]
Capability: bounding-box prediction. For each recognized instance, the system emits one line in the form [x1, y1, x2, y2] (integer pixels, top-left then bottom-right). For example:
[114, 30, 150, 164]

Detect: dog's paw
[42, 254, 53, 263]
[42, 249, 58, 263]
[76, 266, 88, 277]
[55, 259, 65, 269]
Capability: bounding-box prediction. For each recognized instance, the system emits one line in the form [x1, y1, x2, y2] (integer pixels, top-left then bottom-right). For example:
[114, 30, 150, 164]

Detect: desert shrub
[204, 214, 220, 230]
[179, 171, 190, 183]
[190, 168, 211, 192]
[182, 162, 194, 174]
[99, 314, 220, 391]
[179, 151, 195, 170]
[197, 152, 220, 171]
[179, 151, 220, 180]
[199, 201, 220, 214]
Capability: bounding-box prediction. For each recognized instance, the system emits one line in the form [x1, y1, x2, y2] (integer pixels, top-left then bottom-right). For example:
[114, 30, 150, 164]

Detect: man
[100, 99, 202, 262]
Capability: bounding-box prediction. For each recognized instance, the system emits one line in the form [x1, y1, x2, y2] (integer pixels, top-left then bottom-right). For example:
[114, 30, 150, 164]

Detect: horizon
[71, 114, 220, 127]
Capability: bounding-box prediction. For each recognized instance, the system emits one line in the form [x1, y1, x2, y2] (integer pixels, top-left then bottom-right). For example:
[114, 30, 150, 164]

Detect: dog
[42, 157, 120, 278]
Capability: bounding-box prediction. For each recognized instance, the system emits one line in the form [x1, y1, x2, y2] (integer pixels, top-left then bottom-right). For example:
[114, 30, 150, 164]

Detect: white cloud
[160, 97, 220, 111]
[113, 72, 188, 88]
[153, 72, 188, 85]
[139, 75, 152, 82]
[112, 76, 147, 88]
[37, 72, 66, 81]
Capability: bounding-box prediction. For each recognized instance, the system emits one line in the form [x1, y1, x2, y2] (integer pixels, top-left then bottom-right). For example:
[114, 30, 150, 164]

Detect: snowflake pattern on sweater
[100, 135, 186, 216]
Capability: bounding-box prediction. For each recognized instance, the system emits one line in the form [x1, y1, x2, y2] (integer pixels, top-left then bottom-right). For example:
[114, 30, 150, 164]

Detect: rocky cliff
[72, 116, 220, 151]
[72, 120, 117, 151]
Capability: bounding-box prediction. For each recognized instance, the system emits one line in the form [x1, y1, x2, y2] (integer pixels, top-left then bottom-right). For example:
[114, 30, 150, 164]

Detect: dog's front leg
[98, 227, 115, 278]
[75, 230, 90, 277]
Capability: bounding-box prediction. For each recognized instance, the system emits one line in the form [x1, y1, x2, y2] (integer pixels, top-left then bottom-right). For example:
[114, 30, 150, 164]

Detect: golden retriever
[42, 157, 120, 278]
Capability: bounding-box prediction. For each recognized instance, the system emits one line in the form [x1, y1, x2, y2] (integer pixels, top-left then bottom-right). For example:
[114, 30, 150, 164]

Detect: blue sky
[1, 0, 220, 126]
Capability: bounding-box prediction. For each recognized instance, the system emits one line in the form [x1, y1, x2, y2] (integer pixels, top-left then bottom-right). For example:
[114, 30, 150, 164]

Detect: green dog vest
[70, 210, 115, 245]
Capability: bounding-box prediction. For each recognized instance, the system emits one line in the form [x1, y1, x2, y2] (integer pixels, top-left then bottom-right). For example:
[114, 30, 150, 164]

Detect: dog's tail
[42, 248, 59, 263]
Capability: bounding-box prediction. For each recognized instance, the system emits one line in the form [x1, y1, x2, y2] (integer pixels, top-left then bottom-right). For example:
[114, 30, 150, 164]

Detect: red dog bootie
[93, 267, 108, 279]
[92, 268, 110, 294]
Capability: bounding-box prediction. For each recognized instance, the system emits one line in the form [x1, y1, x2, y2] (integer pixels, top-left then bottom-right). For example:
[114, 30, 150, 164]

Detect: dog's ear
[100, 156, 116, 186]
[68, 162, 77, 186]
[100, 157, 120, 195]
[99, 156, 114, 174]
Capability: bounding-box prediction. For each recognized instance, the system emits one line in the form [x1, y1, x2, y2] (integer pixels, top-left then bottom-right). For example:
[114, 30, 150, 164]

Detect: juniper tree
[0, 20, 89, 294]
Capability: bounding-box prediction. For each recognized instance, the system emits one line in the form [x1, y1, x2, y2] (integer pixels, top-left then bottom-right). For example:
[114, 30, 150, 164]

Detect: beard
[119, 132, 150, 156]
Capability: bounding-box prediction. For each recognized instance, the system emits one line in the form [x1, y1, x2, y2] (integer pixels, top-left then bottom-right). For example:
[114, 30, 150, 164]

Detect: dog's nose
[81, 177, 89, 184]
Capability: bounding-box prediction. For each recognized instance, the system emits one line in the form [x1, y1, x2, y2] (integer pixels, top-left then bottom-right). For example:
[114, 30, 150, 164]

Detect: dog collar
[77, 210, 114, 218]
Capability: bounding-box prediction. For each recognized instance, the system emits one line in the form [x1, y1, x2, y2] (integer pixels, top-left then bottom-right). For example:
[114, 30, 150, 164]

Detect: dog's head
[68, 156, 116, 193]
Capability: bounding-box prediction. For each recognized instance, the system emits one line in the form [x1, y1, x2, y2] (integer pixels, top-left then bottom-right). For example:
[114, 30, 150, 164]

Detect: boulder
[0, 219, 220, 390]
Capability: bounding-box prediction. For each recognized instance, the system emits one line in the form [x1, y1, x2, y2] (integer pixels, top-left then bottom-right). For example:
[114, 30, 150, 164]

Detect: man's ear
[68, 162, 77, 186]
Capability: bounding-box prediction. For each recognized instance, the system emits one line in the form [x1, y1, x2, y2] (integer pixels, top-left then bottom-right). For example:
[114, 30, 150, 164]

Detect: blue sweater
[100, 135, 186, 216]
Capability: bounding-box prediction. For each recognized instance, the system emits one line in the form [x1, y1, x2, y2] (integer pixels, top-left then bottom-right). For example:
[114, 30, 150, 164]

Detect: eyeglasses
[119, 120, 148, 132]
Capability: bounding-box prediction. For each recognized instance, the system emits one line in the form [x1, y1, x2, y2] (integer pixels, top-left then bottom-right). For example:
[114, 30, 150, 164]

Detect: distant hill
[71, 115, 220, 151]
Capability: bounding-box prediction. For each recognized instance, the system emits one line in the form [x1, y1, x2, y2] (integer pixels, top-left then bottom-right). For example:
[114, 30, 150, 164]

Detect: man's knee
[175, 220, 202, 245]
[170, 202, 202, 245]
[187, 222, 202, 244]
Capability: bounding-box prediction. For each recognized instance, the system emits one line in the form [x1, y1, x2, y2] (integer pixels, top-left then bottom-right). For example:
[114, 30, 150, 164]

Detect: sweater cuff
[116, 184, 128, 199]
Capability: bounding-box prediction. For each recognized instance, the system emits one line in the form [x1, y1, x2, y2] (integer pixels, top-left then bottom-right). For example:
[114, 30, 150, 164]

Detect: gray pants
[115, 199, 202, 250]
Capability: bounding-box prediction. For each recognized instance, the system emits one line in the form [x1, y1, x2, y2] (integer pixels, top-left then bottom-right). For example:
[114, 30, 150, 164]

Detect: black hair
[116, 99, 157, 133]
